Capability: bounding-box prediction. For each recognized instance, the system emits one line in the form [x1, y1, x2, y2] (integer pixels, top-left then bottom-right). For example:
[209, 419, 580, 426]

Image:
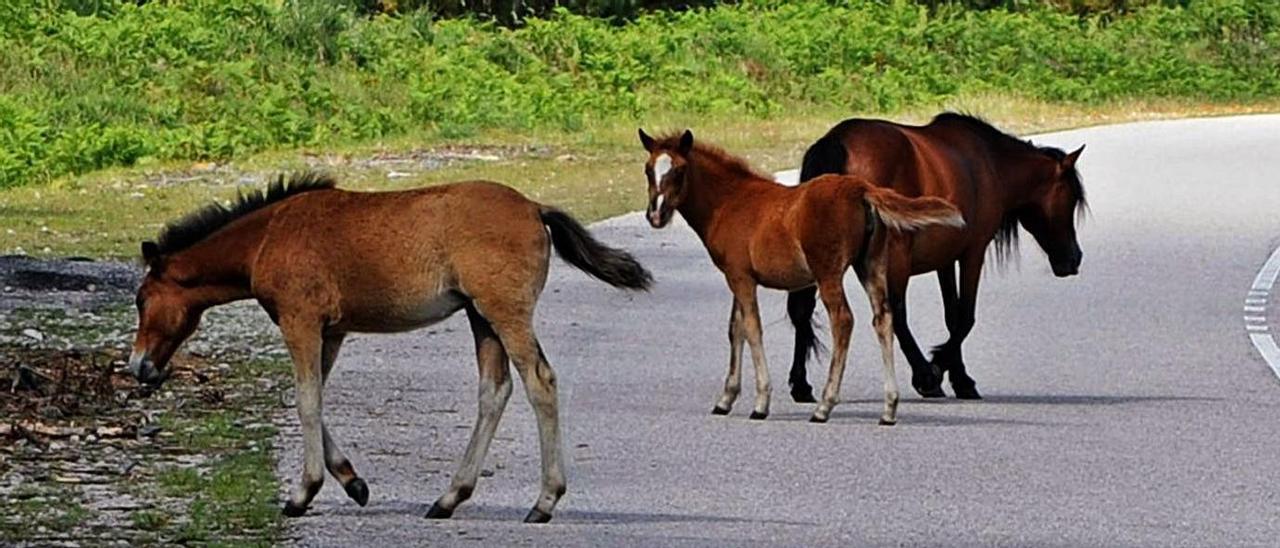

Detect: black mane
[932, 112, 1087, 266]
[153, 171, 336, 256]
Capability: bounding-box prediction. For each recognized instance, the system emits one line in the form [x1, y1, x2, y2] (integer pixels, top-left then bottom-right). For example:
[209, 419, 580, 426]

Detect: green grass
[137, 359, 286, 545]
[2, 94, 1277, 259]
[1, 0, 1278, 189]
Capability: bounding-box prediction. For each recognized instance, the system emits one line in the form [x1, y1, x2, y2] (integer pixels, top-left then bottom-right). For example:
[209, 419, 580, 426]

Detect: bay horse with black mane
[786, 113, 1086, 402]
[127, 173, 651, 523]
[639, 129, 964, 424]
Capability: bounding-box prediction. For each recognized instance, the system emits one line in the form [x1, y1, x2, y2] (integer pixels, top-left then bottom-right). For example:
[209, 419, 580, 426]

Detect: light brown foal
[127, 173, 651, 523]
[639, 130, 964, 424]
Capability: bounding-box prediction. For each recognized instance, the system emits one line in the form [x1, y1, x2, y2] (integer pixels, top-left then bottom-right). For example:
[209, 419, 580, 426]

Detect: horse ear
[1062, 145, 1085, 170]
[141, 241, 160, 264]
[678, 129, 694, 155]
[638, 128, 655, 152]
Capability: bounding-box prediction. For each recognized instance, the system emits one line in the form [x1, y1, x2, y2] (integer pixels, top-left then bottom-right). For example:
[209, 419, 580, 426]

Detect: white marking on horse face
[652, 153, 672, 190]
[655, 194, 665, 212]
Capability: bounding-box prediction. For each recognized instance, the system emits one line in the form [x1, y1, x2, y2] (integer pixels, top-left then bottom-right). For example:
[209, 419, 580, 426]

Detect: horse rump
[539, 206, 654, 291]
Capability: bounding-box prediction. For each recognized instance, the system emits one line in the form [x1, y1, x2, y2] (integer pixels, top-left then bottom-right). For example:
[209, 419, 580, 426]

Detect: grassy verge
[0, 305, 291, 545]
[2, 95, 1277, 259]
[3, 0, 1278, 188]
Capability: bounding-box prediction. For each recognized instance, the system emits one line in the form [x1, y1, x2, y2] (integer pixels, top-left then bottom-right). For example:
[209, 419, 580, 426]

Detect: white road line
[1249, 334, 1280, 379]
[1245, 298, 1267, 305]
[1245, 244, 1280, 382]
[1252, 246, 1280, 290]
[1245, 316, 1267, 323]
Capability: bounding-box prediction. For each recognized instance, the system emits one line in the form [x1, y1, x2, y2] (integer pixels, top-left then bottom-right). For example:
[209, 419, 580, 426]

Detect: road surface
[277, 115, 1280, 547]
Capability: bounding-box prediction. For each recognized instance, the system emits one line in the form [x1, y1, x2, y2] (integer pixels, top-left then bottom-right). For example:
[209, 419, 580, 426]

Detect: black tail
[786, 134, 847, 396]
[798, 132, 849, 184]
[540, 207, 653, 291]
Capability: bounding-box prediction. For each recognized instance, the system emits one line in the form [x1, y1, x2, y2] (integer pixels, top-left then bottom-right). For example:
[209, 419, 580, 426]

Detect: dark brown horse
[786, 113, 1086, 401]
[639, 129, 964, 424]
[128, 173, 651, 523]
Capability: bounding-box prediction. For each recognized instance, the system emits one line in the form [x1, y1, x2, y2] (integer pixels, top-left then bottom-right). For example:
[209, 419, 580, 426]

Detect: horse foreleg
[932, 254, 982, 399]
[281, 318, 326, 517]
[785, 288, 819, 403]
[810, 277, 852, 424]
[427, 306, 513, 520]
[730, 280, 771, 420]
[317, 334, 369, 507]
[712, 297, 745, 415]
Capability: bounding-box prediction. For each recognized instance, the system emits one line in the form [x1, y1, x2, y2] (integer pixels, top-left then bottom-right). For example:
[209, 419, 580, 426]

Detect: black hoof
[790, 389, 817, 404]
[425, 502, 454, 520]
[808, 415, 828, 424]
[748, 411, 768, 421]
[879, 418, 897, 426]
[523, 508, 553, 523]
[711, 406, 730, 415]
[282, 501, 308, 517]
[914, 384, 946, 398]
[344, 478, 369, 507]
[953, 385, 982, 400]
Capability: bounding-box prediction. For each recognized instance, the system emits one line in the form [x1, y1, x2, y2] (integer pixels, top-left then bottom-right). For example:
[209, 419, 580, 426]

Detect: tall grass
[1, 0, 1277, 188]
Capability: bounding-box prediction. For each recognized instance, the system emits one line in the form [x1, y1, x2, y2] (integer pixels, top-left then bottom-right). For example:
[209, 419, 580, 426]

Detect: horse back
[808, 118, 995, 270]
[250, 182, 549, 330]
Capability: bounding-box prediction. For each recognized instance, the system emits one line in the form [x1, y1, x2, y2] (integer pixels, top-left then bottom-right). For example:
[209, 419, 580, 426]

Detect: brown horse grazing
[639, 129, 963, 424]
[786, 113, 1086, 402]
[127, 173, 651, 523]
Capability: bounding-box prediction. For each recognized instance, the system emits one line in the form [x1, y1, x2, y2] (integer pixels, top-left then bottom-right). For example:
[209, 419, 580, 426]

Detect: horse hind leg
[427, 306, 514, 520]
[810, 276, 852, 424]
[863, 260, 900, 425]
[786, 287, 819, 403]
[477, 305, 565, 523]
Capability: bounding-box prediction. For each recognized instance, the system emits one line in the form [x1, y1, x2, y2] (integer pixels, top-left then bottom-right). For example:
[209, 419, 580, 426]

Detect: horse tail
[539, 206, 653, 291]
[862, 186, 966, 232]
[799, 133, 848, 184]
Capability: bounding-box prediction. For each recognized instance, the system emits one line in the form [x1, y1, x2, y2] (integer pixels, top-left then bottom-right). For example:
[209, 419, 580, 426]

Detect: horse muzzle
[1051, 249, 1083, 277]
[128, 350, 166, 386]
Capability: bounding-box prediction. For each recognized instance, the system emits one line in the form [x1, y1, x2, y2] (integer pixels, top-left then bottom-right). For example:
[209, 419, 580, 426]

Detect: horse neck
[991, 149, 1054, 209]
[164, 210, 272, 308]
[677, 153, 765, 236]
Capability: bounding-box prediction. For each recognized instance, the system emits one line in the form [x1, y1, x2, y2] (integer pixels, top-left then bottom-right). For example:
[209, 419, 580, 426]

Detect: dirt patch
[0, 258, 291, 546]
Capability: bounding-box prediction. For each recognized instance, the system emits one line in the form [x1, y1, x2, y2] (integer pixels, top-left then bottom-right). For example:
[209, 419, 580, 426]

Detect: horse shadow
[768, 394, 1217, 426]
[302, 500, 814, 527]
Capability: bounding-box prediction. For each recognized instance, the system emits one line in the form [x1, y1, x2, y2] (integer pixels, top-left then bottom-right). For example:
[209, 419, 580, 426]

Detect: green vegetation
[2, 0, 1277, 188]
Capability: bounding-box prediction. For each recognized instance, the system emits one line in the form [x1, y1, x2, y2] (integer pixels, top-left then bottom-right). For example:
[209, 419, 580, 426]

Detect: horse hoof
[790, 390, 817, 404]
[953, 386, 982, 400]
[282, 501, 308, 517]
[425, 502, 454, 520]
[809, 415, 828, 424]
[344, 478, 369, 507]
[711, 406, 731, 415]
[523, 508, 553, 523]
[878, 418, 897, 426]
[748, 411, 768, 421]
[915, 385, 946, 398]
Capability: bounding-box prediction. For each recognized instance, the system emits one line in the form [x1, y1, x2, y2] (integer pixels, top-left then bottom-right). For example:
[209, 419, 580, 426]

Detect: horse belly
[750, 233, 812, 290]
[344, 290, 467, 333]
[909, 226, 967, 274]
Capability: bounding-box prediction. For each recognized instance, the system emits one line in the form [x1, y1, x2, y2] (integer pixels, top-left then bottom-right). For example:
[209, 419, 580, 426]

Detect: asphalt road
[277, 115, 1280, 547]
